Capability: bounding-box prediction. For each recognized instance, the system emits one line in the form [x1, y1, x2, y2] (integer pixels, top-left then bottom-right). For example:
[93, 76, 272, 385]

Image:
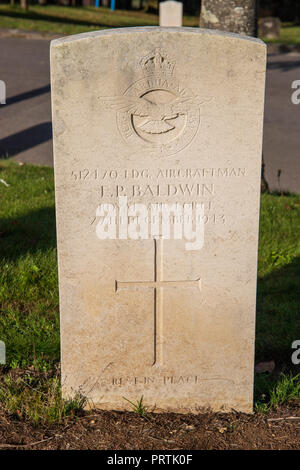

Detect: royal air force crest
[100, 50, 210, 157]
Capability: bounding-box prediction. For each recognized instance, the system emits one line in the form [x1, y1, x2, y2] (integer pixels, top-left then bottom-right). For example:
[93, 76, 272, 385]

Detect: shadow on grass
[0, 8, 147, 29]
[256, 255, 300, 366]
[254, 255, 300, 406]
[0, 205, 56, 262]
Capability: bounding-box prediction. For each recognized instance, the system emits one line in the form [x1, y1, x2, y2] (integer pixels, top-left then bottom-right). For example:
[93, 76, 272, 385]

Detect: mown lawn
[0, 4, 197, 35]
[0, 159, 299, 422]
[263, 22, 300, 45]
[0, 5, 300, 44]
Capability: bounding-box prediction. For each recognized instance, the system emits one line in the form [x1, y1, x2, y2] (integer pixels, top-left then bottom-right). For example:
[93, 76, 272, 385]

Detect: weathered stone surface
[51, 27, 266, 413]
[200, 0, 257, 36]
[159, 1, 183, 27]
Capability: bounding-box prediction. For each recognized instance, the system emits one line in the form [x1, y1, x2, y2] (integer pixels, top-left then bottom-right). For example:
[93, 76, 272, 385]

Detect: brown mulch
[0, 404, 299, 450]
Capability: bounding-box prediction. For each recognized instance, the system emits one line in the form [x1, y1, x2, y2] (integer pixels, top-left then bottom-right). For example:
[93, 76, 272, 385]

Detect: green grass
[0, 5, 198, 35]
[256, 194, 300, 365]
[262, 23, 300, 45]
[123, 395, 148, 417]
[0, 5, 300, 45]
[0, 162, 58, 371]
[0, 159, 299, 421]
[0, 368, 86, 424]
[254, 193, 300, 411]
[255, 373, 300, 412]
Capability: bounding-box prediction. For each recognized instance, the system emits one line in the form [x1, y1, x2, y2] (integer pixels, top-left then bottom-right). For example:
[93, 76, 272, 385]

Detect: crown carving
[140, 50, 175, 77]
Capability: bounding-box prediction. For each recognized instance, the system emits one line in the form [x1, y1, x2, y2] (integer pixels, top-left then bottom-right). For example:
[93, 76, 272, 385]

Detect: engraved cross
[115, 238, 201, 366]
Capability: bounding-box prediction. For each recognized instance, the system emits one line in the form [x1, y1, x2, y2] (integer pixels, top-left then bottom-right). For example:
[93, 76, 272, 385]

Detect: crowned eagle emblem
[101, 94, 210, 135]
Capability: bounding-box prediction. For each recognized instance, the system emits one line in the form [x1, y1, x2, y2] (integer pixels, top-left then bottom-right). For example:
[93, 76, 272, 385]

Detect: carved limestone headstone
[159, 1, 183, 27]
[51, 28, 266, 413]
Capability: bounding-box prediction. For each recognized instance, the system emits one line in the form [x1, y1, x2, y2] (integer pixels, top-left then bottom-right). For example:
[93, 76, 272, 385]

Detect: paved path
[0, 37, 51, 166]
[0, 37, 300, 193]
[264, 53, 300, 194]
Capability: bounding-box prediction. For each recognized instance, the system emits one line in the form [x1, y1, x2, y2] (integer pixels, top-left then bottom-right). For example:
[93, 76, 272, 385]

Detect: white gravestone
[159, 1, 183, 27]
[51, 27, 266, 413]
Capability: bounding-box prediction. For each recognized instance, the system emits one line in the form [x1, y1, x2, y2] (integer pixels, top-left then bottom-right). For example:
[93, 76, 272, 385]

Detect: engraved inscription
[70, 167, 247, 181]
[89, 375, 235, 388]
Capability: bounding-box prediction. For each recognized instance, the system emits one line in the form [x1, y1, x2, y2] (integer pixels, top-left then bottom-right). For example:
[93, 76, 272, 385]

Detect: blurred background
[0, 0, 300, 194]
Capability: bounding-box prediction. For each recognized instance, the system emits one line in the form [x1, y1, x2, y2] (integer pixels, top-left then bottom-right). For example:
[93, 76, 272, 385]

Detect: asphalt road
[0, 37, 299, 193]
[263, 53, 300, 194]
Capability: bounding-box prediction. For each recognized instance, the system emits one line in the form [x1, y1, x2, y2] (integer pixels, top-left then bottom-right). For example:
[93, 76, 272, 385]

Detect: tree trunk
[200, 0, 257, 37]
[200, 1, 268, 193]
[20, 0, 28, 10]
